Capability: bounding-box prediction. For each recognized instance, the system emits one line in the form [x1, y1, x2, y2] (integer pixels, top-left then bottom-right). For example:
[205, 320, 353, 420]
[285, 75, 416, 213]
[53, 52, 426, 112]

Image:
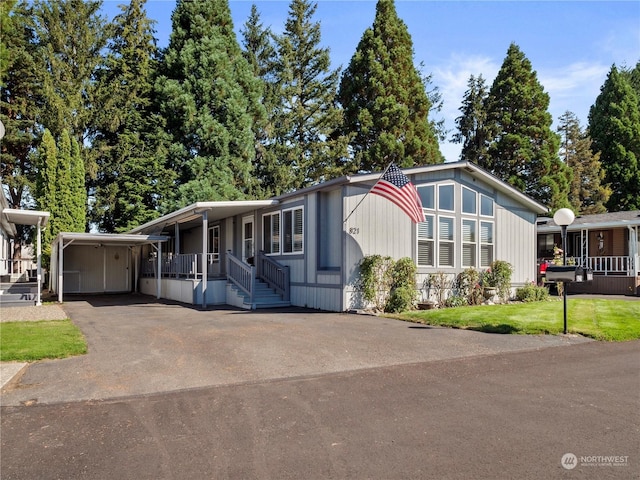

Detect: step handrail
[225, 251, 255, 302]
[256, 250, 290, 301]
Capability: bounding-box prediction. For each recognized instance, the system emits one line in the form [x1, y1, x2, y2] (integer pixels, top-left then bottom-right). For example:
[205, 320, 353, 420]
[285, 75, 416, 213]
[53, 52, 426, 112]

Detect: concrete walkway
[1, 294, 592, 406]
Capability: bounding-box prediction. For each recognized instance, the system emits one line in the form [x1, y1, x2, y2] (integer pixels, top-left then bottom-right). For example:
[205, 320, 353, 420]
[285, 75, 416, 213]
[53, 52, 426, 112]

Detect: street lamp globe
[553, 208, 575, 227]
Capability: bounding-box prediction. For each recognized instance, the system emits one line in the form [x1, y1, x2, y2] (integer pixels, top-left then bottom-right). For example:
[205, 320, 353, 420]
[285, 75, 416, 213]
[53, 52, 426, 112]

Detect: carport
[50, 232, 168, 303]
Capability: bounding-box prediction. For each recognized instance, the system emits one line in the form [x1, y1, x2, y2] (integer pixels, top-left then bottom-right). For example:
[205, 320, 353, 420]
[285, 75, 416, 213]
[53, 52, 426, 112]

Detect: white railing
[1, 258, 36, 279]
[141, 253, 221, 279]
[576, 256, 635, 276]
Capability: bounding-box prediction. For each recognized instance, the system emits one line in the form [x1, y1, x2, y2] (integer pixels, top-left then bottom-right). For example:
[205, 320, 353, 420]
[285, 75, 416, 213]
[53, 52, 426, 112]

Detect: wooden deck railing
[256, 251, 290, 301]
[141, 253, 220, 278]
[226, 251, 255, 300]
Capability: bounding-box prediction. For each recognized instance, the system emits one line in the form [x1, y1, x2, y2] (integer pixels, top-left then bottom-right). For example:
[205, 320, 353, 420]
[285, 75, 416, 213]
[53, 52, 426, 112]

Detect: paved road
[1, 295, 638, 479]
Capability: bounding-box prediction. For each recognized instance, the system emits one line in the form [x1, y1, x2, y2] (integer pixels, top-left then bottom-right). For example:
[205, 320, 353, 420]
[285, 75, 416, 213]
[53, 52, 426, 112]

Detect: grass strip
[394, 299, 640, 341]
[0, 320, 87, 362]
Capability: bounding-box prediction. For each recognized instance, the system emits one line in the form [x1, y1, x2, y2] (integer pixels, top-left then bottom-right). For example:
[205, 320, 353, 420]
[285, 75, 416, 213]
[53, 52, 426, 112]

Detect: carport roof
[54, 232, 169, 246]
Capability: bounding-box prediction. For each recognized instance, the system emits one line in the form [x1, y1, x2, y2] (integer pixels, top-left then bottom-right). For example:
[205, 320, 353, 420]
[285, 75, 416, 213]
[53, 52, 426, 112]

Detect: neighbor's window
[263, 212, 281, 254]
[462, 187, 477, 215]
[283, 207, 304, 254]
[480, 221, 494, 267]
[462, 219, 477, 267]
[417, 214, 435, 266]
[417, 185, 435, 210]
[438, 184, 454, 211]
[438, 216, 455, 267]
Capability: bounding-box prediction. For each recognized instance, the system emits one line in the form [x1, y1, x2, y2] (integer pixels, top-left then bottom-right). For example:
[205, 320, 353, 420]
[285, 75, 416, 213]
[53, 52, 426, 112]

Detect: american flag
[371, 163, 425, 223]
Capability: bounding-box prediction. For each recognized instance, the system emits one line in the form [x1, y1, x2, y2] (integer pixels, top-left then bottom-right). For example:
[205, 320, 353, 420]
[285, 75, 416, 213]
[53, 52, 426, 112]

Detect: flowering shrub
[516, 282, 549, 302]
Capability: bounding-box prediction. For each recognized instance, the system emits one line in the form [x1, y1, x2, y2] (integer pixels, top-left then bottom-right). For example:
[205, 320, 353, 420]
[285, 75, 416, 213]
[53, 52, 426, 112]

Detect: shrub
[385, 257, 418, 312]
[483, 260, 513, 303]
[516, 283, 549, 302]
[444, 293, 468, 308]
[457, 268, 483, 305]
[358, 255, 394, 311]
[385, 286, 417, 313]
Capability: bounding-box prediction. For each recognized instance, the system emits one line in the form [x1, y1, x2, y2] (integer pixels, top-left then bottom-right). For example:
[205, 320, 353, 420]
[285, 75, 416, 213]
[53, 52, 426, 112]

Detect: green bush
[516, 283, 549, 302]
[457, 268, 483, 305]
[385, 286, 417, 313]
[444, 293, 468, 308]
[482, 260, 513, 303]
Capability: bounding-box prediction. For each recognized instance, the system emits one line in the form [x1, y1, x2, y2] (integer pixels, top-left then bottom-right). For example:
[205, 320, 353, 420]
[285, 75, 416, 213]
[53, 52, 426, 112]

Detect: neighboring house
[537, 211, 640, 296]
[50, 161, 548, 311]
[0, 187, 50, 305]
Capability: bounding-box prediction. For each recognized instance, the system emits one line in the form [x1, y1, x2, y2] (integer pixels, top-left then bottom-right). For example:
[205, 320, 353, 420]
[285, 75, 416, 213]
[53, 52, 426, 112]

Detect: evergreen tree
[156, 0, 265, 205]
[270, 0, 347, 193]
[0, 0, 42, 263]
[32, 0, 108, 160]
[35, 129, 58, 258]
[69, 135, 86, 231]
[557, 111, 610, 214]
[588, 64, 640, 211]
[338, 0, 442, 173]
[240, 4, 280, 197]
[55, 130, 73, 231]
[481, 43, 570, 210]
[452, 74, 488, 163]
[91, 0, 175, 232]
[0, 0, 17, 83]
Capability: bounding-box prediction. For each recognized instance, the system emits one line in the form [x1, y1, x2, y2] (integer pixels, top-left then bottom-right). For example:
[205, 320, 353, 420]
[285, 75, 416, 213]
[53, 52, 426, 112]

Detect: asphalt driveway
[1, 294, 591, 406]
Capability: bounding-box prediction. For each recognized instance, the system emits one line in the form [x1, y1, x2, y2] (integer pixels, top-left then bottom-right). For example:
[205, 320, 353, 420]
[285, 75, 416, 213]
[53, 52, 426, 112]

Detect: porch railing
[576, 255, 636, 276]
[256, 250, 290, 301]
[226, 251, 255, 300]
[1, 258, 36, 280]
[141, 253, 221, 279]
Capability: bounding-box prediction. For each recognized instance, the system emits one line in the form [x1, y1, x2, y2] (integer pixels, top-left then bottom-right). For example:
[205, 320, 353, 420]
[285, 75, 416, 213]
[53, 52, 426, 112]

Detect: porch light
[553, 208, 575, 334]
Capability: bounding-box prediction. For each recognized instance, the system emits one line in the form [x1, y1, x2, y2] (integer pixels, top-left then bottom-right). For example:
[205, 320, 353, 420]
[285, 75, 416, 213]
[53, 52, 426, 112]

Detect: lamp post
[553, 208, 575, 334]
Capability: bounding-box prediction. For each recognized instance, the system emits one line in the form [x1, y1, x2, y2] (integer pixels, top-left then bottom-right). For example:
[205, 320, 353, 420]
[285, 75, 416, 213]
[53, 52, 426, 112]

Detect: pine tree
[69, 135, 86, 231]
[156, 0, 265, 205]
[0, 0, 17, 83]
[270, 0, 347, 193]
[452, 74, 488, 163]
[240, 4, 280, 197]
[481, 43, 570, 210]
[588, 64, 640, 211]
[557, 111, 610, 214]
[91, 0, 175, 232]
[338, 0, 442, 173]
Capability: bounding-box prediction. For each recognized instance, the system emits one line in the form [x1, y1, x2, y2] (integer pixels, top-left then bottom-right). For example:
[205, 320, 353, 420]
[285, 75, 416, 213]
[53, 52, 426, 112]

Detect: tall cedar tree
[240, 4, 279, 197]
[338, 0, 442, 173]
[35, 129, 86, 262]
[557, 111, 610, 214]
[0, 1, 42, 261]
[270, 0, 347, 193]
[481, 43, 570, 210]
[452, 74, 489, 162]
[32, 0, 108, 180]
[588, 65, 640, 211]
[157, 0, 265, 206]
[92, 0, 176, 232]
[0, 0, 17, 83]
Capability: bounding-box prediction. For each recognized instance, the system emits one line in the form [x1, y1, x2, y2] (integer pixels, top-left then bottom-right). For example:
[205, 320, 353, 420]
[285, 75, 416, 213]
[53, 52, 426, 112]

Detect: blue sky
[101, 0, 639, 162]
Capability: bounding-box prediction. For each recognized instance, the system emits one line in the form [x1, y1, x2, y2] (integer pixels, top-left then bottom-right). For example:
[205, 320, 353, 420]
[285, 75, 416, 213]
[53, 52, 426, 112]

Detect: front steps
[226, 279, 290, 310]
[0, 282, 39, 307]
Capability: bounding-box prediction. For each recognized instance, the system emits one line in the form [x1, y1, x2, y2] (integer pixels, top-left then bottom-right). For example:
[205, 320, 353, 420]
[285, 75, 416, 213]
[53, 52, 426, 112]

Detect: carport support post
[36, 218, 42, 306]
[201, 210, 208, 308]
[58, 238, 64, 303]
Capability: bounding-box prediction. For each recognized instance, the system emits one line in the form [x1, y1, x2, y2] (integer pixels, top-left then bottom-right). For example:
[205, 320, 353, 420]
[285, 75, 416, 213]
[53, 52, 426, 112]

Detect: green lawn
[0, 320, 87, 362]
[395, 299, 640, 341]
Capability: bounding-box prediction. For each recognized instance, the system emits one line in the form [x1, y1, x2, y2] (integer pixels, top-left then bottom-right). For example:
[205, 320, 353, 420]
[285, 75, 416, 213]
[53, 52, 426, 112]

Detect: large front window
[438, 216, 455, 267]
[417, 215, 435, 266]
[263, 206, 304, 255]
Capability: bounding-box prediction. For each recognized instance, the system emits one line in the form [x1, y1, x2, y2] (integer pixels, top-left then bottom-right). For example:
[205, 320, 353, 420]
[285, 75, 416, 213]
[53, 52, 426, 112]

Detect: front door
[242, 216, 254, 263]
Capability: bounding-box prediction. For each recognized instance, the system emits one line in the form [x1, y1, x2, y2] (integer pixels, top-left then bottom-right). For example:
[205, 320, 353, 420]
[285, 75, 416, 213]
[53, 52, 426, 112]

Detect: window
[462, 187, 477, 214]
[283, 207, 303, 254]
[438, 216, 454, 267]
[417, 185, 435, 210]
[480, 194, 494, 217]
[438, 184, 454, 211]
[480, 221, 494, 267]
[462, 219, 476, 267]
[262, 212, 280, 254]
[417, 215, 435, 266]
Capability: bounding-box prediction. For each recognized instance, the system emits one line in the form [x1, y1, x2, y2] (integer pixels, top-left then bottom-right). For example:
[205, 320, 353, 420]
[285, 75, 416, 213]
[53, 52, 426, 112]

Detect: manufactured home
[50, 161, 548, 311]
[537, 211, 640, 295]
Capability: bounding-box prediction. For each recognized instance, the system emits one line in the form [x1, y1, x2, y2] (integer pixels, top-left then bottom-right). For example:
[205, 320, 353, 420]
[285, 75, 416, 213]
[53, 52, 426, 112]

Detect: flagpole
[343, 158, 396, 224]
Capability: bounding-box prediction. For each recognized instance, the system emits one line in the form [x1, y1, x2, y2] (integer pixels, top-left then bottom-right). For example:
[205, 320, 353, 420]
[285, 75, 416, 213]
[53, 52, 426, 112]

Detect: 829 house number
[348, 227, 360, 235]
